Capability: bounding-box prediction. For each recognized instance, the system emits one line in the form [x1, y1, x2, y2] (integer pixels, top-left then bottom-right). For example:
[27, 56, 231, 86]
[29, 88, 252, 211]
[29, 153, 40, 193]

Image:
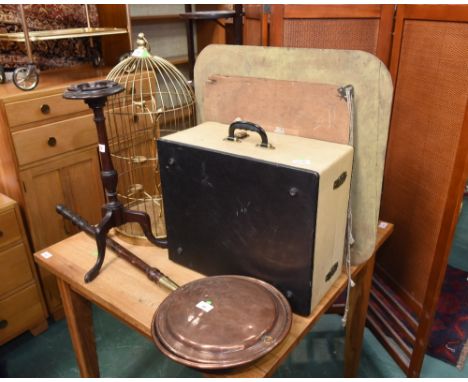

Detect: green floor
[1, 199, 468, 377]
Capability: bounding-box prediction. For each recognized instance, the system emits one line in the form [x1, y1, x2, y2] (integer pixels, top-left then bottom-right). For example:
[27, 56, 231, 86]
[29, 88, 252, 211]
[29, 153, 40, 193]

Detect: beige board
[204, 75, 350, 144]
[194, 45, 393, 264]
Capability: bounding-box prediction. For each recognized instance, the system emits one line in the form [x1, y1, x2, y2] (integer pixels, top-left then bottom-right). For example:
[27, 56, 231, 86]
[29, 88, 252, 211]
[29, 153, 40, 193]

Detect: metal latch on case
[325, 262, 339, 282]
[333, 172, 347, 189]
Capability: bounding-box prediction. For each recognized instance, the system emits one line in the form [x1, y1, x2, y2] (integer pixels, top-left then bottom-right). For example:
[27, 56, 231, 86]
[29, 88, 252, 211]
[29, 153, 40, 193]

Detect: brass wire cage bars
[105, 33, 195, 243]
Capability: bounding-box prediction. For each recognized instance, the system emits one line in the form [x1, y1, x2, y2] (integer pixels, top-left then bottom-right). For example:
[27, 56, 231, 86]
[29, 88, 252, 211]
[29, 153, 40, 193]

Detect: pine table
[34, 222, 393, 377]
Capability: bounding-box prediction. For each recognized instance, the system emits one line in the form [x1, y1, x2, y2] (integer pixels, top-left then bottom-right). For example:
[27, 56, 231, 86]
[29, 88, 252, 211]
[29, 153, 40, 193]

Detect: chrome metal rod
[18, 5, 33, 62]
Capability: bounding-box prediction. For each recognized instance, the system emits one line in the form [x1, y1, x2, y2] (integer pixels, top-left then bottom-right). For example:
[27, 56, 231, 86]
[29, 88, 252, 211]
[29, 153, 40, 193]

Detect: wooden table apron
[34, 223, 393, 378]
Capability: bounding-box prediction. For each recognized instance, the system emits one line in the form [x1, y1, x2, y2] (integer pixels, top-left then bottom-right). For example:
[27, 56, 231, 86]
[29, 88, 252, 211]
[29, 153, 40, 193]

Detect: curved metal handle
[40, 104, 50, 114]
[227, 121, 270, 148]
[47, 137, 57, 147]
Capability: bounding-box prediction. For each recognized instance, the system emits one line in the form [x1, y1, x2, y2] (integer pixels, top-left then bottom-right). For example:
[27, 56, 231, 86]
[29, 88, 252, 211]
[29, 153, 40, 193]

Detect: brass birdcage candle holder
[105, 33, 195, 243]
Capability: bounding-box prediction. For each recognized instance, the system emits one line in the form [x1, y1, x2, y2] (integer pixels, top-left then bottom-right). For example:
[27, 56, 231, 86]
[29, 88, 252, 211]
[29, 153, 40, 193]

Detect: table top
[34, 223, 392, 377]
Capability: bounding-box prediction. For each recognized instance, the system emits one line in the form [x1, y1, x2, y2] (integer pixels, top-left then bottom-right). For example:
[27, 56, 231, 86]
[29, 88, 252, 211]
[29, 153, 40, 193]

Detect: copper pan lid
[151, 275, 292, 370]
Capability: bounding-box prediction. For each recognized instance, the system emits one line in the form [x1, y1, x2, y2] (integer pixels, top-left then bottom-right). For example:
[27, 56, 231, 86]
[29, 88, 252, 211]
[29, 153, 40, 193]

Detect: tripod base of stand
[84, 206, 167, 283]
[115, 198, 166, 245]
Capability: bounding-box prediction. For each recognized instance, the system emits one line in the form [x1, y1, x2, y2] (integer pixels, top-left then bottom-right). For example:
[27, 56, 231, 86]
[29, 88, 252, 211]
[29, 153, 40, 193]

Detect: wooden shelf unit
[0, 27, 128, 43]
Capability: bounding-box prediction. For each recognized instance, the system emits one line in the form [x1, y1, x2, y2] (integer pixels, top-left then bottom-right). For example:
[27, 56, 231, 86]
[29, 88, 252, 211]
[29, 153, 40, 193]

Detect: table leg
[29, 319, 48, 336]
[344, 255, 376, 377]
[57, 278, 100, 377]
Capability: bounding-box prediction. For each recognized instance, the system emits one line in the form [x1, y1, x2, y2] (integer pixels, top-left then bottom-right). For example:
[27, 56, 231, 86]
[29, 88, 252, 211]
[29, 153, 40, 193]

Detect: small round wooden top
[63, 80, 124, 100]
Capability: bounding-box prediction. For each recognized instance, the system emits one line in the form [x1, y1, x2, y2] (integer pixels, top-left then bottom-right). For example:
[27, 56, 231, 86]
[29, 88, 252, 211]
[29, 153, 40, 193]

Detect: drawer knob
[40, 104, 50, 114]
[47, 137, 57, 147]
[0, 319, 8, 329]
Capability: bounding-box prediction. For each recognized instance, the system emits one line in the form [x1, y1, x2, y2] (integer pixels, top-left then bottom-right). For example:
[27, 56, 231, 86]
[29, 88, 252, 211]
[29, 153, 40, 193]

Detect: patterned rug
[426, 265, 468, 369]
[331, 264, 468, 369]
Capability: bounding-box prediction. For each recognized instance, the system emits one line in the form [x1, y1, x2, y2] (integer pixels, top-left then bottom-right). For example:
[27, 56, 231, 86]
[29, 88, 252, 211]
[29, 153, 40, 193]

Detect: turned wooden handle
[55, 204, 179, 290]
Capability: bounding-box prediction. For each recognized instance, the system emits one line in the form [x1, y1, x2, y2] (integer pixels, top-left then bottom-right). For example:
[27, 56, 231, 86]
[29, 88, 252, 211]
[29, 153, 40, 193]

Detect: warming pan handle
[227, 120, 270, 148]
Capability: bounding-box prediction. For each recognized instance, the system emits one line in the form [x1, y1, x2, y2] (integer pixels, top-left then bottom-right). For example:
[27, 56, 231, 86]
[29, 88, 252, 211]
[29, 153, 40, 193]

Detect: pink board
[203, 75, 350, 144]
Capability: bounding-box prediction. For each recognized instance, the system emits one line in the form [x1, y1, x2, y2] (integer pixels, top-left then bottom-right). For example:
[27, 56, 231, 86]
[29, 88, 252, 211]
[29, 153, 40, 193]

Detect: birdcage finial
[132, 32, 151, 57]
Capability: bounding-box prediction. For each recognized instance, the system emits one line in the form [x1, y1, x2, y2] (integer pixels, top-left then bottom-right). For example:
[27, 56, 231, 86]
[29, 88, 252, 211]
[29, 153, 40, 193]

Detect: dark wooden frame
[269, 4, 395, 65]
[370, 4, 468, 377]
[182, 4, 243, 80]
[389, 5, 468, 80]
[243, 5, 269, 46]
[95, 5, 130, 66]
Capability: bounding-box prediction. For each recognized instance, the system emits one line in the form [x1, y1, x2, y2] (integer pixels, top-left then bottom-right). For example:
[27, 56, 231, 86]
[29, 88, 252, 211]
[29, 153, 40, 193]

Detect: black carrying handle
[228, 121, 270, 148]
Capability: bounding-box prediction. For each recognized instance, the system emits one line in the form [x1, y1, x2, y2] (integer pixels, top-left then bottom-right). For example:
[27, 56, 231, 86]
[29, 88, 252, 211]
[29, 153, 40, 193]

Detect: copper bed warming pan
[152, 275, 292, 370]
[56, 205, 292, 371]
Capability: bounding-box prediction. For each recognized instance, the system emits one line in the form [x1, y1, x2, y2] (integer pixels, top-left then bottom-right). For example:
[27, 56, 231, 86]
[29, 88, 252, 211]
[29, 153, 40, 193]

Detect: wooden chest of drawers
[0, 194, 48, 344]
[0, 66, 109, 318]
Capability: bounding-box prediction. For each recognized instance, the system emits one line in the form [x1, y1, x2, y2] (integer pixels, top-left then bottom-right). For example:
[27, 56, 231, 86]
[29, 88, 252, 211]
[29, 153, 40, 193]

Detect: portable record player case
[158, 121, 353, 315]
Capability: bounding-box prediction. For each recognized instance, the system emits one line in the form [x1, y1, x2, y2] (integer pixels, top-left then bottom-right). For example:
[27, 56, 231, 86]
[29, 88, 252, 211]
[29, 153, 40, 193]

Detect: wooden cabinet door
[20, 149, 104, 315]
[269, 4, 394, 65]
[243, 5, 268, 46]
[370, 4, 468, 377]
[21, 149, 104, 251]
